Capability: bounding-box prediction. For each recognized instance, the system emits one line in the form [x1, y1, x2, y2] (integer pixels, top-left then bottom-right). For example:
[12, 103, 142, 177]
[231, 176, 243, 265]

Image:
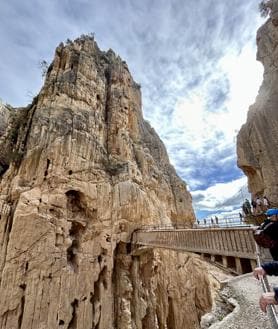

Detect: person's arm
[253, 266, 266, 279]
[274, 287, 278, 302]
[259, 292, 277, 313]
[262, 261, 278, 275]
[260, 219, 271, 230]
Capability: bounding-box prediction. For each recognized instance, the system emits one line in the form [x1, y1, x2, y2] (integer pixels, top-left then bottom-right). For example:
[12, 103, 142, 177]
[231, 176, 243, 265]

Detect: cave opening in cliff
[69, 221, 85, 237]
[67, 239, 79, 272]
[66, 190, 86, 215]
[166, 297, 176, 329]
[44, 158, 51, 177]
[0, 163, 9, 177]
[68, 299, 78, 329]
[66, 221, 85, 272]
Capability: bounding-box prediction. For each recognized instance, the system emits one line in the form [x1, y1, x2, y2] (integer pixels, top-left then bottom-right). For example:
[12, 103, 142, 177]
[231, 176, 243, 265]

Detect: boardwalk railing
[132, 225, 278, 327]
[132, 227, 257, 260]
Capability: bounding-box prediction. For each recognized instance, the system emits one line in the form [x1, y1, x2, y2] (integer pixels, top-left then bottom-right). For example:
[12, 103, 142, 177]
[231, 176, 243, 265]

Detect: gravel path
[201, 273, 278, 329]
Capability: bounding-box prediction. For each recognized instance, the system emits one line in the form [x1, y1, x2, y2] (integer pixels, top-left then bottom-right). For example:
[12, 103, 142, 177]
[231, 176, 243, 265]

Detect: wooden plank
[243, 230, 252, 252]
[214, 230, 221, 252]
[215, 231, 220, 251]
[193, 231, 200, 250]
[239, 230, 248, 253]
[187, 231, 193, 248]
[210, 231, 216, 251]
[184, 231, 190, 248]
[208, 231, 215, 252]
[193, 231, 198, 249]
[234, 230, 243, 253]
[226, 230, 233, 253]
[219, 230, 225, 250]
[183, 231, 188, 248]
[223, 231, 231, 251]
[202, 231, 207, 250]
[230, 230, 237, 252]
[246, 230, 256, 253]
[221, 230, 228, 251]
[199, 231, 204, 249]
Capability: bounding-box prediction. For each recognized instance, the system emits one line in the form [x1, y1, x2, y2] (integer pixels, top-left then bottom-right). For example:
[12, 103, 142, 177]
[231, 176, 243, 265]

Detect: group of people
[253, 208, 278, 312]
[197, 216, 219, 226]
[242, 196, 270, 216]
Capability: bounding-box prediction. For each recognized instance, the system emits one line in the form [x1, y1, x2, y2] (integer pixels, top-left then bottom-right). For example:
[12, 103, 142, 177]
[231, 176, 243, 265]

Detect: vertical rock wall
[237, 13, 278, 203]
[0, 36, 214, 329]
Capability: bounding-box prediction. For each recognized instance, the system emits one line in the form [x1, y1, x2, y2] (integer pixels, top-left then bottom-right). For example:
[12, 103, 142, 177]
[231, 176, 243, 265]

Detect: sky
[0, 0, 266, 219]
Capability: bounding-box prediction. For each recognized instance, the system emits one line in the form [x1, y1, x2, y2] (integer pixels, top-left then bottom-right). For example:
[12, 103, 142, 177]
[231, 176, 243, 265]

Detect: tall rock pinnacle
[0, 36, 215, 329]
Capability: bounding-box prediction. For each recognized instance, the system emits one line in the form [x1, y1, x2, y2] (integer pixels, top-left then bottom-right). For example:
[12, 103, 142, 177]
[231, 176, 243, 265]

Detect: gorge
[0, 3, 278, 328]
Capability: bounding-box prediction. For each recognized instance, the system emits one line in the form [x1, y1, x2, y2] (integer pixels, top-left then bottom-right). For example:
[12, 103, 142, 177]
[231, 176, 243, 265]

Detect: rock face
[0, 36, 215, 329]
[237, 13, 278, 203]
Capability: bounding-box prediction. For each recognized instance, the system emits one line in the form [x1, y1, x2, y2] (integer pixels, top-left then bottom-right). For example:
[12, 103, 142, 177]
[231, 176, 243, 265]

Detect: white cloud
[219, 44, 264, 135]
[170, 41, 263, 154]
[0, 0, 266, 218]
[192, 176, 249, 211]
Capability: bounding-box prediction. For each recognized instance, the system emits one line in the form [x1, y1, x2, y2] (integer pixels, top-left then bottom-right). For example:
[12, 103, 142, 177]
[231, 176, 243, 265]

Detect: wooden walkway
[132, 226, 258, 274]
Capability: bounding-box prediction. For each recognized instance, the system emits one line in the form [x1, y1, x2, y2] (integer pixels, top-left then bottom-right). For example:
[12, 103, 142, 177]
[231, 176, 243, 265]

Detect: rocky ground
[201, 272, 278, 329]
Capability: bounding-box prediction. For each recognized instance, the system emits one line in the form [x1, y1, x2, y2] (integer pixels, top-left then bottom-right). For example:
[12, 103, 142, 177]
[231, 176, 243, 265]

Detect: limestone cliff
[0, 36, 215, 329]
[237, 12, 278, 203]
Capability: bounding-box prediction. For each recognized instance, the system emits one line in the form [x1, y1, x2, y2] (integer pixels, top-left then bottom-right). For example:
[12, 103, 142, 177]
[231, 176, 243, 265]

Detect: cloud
[0, 0, 265, 218]
[191, 176, 250, 214]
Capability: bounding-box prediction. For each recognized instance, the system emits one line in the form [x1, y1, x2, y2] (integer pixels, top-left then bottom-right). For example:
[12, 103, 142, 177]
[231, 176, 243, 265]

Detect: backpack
[253, 222, 277, 249]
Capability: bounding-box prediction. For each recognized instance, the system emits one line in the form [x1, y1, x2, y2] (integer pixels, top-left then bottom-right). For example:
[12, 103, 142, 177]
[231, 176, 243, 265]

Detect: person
[244, 199, 252, 214]
[242, 203, 247, 216]
[253, 261, 278, 312]
[256, 197, 263, 214]
[263, 196, 270, 211]
[251, 199, 257, 214]
[211, 217, 214, 225]
[215, 216, 219, 225]
[203, 218, 206, 225]
[239, 212, 243, 222]
[259, 208, 278, 260]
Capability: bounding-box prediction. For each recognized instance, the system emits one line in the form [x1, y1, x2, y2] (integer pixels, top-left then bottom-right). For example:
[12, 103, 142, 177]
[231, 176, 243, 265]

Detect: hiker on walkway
[256, 197, 263, 214]
[253, 261, 278, 312]
[242, 199, 251, 215]
[259, 208, 278, 260]
[263, 196, 270, 211]
[253, 208, 278, 312]
[251, 199, 257, 214]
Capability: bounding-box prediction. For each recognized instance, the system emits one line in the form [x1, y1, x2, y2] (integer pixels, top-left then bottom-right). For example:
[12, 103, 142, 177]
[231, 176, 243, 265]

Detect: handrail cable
[255, 243, 278, 329]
